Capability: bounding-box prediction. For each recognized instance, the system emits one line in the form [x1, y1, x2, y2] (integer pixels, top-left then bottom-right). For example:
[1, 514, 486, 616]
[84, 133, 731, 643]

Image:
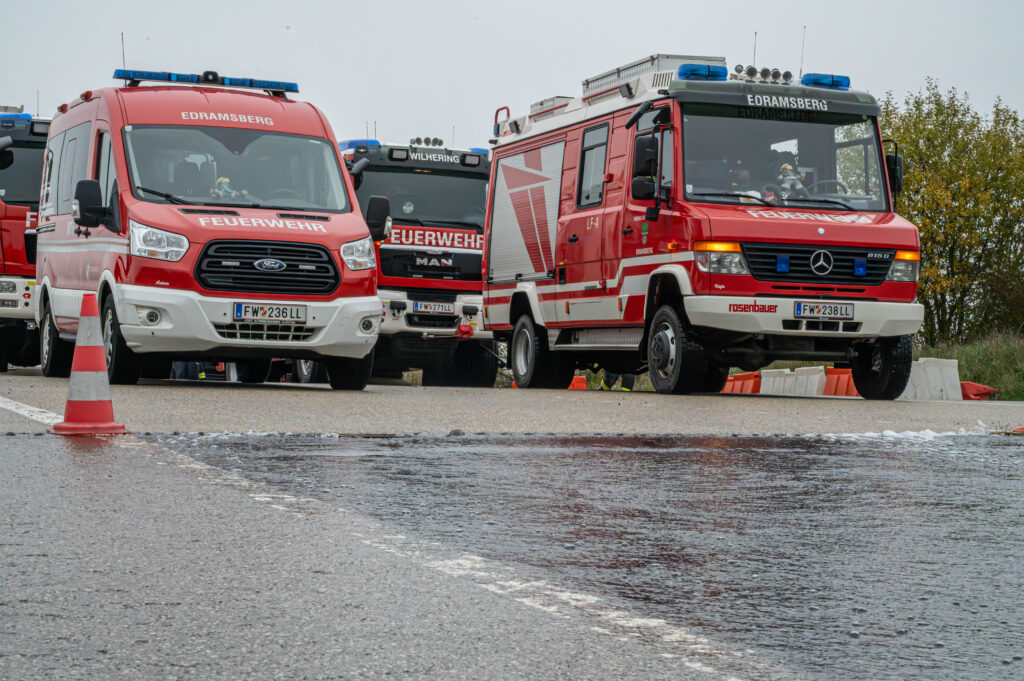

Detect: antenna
[752, 31, 757, 66]
[373, 121, 377, 139]
[452, 125, 455, 147]
[799, 25, 807, 78]
[36, 90, 40, 117]
[121, 32, 126, 69]
[365, 120, 369, 138]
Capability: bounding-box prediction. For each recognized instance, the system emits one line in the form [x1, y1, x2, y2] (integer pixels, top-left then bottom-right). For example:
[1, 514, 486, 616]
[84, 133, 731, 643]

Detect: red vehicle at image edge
[0, 106, 48, 371]
[31, 69, 392, 390]
[482, 55, 924, 398]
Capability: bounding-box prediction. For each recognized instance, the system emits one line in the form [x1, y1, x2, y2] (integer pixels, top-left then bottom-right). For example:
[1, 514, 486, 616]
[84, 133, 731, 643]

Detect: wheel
[234, 358, 272, 384]
[646, 305, 707, 394]
[422, 342, 499, 387]
[510, 315, 574, 389]
[101, 296, 140, 385]
[323, 352, 373, 390]
[139, 357, 172, 379]
[851, 335, 913, 400]
[700, 362, 731, 393]
[40, 298, 74, 378]
[294, 359, 327, 383]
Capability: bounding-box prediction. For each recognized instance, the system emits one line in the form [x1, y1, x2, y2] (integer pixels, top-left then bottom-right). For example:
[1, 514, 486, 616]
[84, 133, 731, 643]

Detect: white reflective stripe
[556, 251, 694, 293]
[40, 237, 127, 246]
[38, 243, 130, 254]
[76, 316, 104, 347]
[67, 371, 112, 401]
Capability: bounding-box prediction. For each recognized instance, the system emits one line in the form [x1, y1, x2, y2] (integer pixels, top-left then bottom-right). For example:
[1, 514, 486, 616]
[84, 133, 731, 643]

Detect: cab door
[555, 122, 610, 324]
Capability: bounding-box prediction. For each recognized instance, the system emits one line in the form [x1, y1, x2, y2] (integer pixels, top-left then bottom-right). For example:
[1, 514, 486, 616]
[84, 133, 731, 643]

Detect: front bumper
[684, 295, 924, 338]
[378, 289, 491, 339]
[113, 283, 381, 358]
[0, 276, 35, 320]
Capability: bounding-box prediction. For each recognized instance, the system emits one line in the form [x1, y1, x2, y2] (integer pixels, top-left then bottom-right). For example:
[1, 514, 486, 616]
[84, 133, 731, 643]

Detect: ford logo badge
[253, 258, 287, 272]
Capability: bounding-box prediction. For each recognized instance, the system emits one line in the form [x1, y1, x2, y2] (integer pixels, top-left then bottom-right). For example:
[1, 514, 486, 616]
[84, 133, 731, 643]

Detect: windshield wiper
[785, 197, 856, 211]
[691, 191, 775, 207]
[135, 186, 195, 205]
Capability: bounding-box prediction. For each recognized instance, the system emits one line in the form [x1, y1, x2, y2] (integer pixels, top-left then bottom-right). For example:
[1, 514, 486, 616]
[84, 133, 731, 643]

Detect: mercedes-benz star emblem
[809, 250, 834, 276]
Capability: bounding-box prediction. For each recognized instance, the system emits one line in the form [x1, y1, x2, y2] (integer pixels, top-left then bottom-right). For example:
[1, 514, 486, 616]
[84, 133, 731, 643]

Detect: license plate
[412, 301, 455, 314]
[233, 303, 307, 323]
[794, 301, 854, 320]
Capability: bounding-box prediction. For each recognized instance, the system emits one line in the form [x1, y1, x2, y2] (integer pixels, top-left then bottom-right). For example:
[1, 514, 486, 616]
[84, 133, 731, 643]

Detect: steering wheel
[806, 179, 849, 194]
[266, 188, 303, 200]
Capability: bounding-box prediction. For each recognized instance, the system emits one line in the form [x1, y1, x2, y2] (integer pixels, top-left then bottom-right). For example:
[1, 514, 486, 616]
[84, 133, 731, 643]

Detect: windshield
[123, 126, 348, 212]
[681, 103, 888, 212]
[355, 167, 487, 229]
[0, 142, 45, 205]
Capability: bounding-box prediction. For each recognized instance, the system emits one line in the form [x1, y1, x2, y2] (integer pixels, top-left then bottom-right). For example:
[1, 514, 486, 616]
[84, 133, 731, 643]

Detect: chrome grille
[214, 323, 315, 342]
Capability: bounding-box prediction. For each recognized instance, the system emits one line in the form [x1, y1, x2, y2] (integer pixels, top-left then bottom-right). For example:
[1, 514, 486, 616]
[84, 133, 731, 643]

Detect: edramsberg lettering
[745, 209, 873, 224]
[746, 94, 828, 111]
[729, 302, 778, 313]
[196, 216, 325, 232]
[389, 227, 483, 250]
[181, 112, 274, 125]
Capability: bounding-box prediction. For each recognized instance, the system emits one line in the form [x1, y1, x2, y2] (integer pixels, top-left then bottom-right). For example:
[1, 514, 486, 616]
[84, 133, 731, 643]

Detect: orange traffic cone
[568, 375, 587, 390]
[51, 293, 127, 435]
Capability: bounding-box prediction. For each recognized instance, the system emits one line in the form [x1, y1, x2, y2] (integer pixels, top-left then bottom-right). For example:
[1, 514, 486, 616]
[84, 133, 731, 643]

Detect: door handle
[621, 227, 633, 234]
[567, 234, 579, 243]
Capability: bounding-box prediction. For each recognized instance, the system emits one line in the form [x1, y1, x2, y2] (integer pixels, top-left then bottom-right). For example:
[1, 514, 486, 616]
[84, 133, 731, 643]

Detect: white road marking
[0, 396, 62, 425]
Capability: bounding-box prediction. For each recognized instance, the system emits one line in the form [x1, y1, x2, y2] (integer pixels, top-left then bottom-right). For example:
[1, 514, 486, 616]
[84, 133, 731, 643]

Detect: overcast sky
[3, 0, 1021, 147]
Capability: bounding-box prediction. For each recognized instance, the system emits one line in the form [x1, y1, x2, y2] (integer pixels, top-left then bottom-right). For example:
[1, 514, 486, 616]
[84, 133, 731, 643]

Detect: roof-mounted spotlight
[508, 120, 521, 134]
[414, 137, 423, 145]
[734, 64, 745, 74]
[771, 68, 782, 81]
[745, 65, 758, 79]
[783, 70, 793, 83]
[759, 67, 771, 81]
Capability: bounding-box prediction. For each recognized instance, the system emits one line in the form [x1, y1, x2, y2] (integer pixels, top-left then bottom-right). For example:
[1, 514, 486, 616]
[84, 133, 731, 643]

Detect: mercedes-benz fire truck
[0, 107, 48, 371]
[33, 69, 390, 390]
[483, 55, 923, 399]
[326, 139, 497, 387]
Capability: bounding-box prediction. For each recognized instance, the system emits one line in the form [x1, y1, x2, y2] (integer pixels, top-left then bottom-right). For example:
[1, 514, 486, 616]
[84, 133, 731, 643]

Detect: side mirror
[72, 179, 105, 228]
[632, 176, 656, 201]
[349, 158, 370, 176]
[633, 134, 658, 178]
[0, 136, 13, 171]
[885, 153, 904, 194]
[624, 101, 653, 130]
[365, 195, 392, 242]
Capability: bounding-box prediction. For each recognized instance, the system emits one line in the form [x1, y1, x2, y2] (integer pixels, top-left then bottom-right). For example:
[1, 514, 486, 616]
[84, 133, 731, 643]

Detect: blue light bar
[677, 64, 728, 81]
[339, 139, 381, 150]
[469, 147, 490, 156]
[113, 69, 297, 93]
[0, 112, 32, 121]
[800, 73, 851, 91]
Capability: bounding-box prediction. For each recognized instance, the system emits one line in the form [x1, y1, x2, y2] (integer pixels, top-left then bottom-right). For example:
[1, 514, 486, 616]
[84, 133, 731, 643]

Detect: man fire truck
[295, 138, 496, 387]
[0, 106, 48, 371]
[483, 55, 923, 399]
[33, 69, 390, 389]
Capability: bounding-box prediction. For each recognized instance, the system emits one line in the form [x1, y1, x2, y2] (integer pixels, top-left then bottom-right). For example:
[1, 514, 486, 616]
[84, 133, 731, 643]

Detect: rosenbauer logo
[729, 302, 778, 313]
[181, 112, 274, 126]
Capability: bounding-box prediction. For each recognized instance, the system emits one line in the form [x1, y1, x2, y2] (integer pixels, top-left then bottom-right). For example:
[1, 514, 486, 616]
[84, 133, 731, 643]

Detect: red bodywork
[0, 202, 36, 277]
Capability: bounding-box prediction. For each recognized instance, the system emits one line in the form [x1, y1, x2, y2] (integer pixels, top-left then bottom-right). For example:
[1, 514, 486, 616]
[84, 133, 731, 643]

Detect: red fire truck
[483, 55, 923, 399]
[0, 107, 48, 371]
[33, 69, 390, 389]
[300, 139, 496, 387]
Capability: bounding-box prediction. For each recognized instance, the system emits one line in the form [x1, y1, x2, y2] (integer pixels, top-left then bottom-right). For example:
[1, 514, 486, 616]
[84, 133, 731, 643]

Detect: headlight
[130, 220, 189, 262]
[0, 281, 16, 294]
[886, 251, 920, 282]
[341, 236, 376, 271]
[695, 252, 750, 275]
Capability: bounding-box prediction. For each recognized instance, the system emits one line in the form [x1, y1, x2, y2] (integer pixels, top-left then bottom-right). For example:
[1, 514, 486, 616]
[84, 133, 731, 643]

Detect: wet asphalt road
[3, 427, 1022, 680]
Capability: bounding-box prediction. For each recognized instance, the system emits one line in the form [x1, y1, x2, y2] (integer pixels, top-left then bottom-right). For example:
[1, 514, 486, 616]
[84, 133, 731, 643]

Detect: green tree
[880, 81, 1024, 345]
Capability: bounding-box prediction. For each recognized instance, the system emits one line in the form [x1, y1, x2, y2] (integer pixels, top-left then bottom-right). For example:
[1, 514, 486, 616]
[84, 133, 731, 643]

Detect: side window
[95, 131, 115, 206]
[41, 131, 66, 214]
[577, 124, 609, 207]
[56, 122, 93, 214]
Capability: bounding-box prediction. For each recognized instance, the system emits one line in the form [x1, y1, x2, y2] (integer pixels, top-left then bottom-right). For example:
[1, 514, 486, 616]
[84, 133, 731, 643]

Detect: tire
[39, 298, 74, 378]
[510, 315, 575, 389]
[234, 358, 273, 384]
[851, 335, 913, 400]
[700, 362, 731, 393]
[294, 359, 327, 384]
[646, 305, 707, 394]
[101, 296, 140, 385]
[423, 342, 499, 388]
[139, 357, 173, 380]
[323, 352, 373, 390]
